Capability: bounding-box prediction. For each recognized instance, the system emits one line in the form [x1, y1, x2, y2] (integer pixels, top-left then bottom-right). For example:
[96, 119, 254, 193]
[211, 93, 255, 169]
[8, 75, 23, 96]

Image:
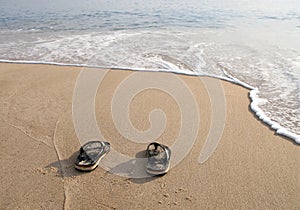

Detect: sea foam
[249, 89, 300, 144]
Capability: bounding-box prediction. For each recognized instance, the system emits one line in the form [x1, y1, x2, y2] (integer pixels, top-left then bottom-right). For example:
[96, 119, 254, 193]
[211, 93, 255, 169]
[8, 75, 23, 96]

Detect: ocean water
[0, 0, 299, 142]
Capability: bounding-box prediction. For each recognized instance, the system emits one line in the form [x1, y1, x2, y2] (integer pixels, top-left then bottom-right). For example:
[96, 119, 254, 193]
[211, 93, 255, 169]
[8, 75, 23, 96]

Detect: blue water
[1, 0, 300, 31]
[0, 0, 299, 140]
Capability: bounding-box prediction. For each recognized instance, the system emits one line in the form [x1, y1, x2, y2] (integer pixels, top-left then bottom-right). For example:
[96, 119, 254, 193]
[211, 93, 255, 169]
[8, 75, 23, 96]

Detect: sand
[0, 62, 299, 209]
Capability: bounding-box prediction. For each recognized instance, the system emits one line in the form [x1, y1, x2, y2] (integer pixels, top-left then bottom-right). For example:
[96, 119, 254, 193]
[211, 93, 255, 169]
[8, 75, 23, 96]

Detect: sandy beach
[0, 62, 299, 209]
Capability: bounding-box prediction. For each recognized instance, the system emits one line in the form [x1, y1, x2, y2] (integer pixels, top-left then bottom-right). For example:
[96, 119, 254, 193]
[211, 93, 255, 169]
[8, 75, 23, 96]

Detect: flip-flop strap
[78, 147, 93, 162]
[147, 142, 170, 158]
[147, 142, 161, 151]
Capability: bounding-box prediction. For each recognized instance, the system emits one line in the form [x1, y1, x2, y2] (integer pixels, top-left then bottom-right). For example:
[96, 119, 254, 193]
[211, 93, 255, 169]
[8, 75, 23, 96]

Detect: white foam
[249, 89, 300, 144]
[221, 65, 256, 90]
[217, 65, 300, 144]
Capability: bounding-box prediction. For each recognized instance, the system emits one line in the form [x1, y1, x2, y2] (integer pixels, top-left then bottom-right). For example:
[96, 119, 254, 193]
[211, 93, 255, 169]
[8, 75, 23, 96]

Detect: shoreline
[0, 62, 299, 209]
[0, 60, 299, 144]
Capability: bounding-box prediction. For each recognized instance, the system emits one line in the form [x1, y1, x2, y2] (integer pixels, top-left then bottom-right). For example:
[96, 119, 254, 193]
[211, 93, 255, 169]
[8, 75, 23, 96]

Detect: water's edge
[1, 59, 299, 144]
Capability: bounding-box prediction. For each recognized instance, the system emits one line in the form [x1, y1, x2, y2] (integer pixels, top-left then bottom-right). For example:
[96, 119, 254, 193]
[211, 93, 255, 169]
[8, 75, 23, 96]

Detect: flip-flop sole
[146, 164, 170, 175]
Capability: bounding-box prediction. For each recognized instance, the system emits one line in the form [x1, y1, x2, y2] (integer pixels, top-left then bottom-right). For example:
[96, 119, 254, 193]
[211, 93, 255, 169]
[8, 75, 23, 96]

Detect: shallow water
[0, 0, 299, 138]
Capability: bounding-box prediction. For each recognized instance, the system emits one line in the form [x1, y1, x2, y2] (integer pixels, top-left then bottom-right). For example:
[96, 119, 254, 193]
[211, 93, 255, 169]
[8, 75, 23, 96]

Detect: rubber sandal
[75, 141, 110, 171]
[146, 142, 171, 175]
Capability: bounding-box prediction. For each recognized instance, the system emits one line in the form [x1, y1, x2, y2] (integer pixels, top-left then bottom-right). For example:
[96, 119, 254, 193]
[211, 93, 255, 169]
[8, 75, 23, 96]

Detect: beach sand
[0, 63, 299, 209]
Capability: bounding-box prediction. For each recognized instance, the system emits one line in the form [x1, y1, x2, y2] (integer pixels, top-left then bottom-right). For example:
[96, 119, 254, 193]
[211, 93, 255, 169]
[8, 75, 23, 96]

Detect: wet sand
[0, 63, 299, 209]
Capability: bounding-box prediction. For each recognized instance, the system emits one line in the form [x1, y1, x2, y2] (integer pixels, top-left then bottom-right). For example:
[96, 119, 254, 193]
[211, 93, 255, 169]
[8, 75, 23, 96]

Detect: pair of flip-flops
[75, 141, 171, 175]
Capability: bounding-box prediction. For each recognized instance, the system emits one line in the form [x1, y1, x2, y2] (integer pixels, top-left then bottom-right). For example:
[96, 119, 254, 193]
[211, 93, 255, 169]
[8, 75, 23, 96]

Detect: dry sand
[0, 63, 299, 209]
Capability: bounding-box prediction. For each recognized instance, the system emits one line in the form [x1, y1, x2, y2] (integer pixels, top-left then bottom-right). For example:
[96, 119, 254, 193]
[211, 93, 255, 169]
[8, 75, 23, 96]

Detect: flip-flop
[146, 142, 171, 175]
[75, 141, 110, 171]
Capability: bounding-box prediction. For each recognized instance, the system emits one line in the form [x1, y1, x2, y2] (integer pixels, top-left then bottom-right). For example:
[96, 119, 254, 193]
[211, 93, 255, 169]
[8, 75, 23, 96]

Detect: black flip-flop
[75, 141, 110, 171]
[146, 142, 171, 175]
